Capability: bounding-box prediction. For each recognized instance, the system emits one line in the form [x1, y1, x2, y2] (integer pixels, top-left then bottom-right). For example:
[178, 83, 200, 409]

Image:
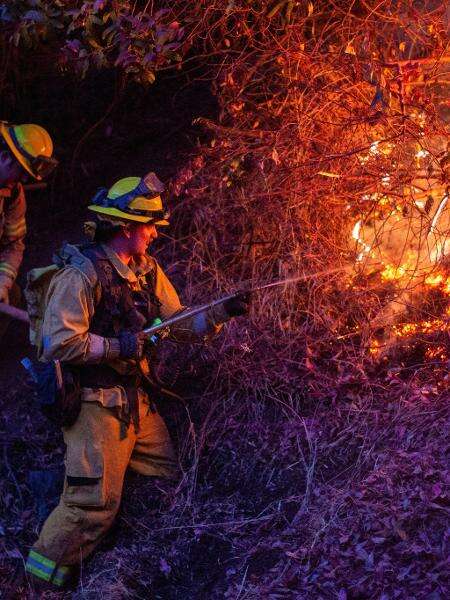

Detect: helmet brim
[87, 204, 169, 226]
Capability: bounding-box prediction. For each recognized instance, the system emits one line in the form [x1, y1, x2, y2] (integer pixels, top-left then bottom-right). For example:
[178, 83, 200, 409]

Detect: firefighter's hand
[223, 291, 251, 317]
[118, 330, 148, 360]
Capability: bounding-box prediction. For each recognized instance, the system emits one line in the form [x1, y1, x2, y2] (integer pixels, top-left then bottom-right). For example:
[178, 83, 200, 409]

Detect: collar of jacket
[100, 244, 155, 283]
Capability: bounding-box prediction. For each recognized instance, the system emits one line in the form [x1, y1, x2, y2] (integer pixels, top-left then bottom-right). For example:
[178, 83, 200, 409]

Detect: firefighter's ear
[122, 224, 132, 238]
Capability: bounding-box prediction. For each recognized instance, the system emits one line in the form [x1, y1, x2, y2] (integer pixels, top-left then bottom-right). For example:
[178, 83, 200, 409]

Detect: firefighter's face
[127, 222, 158, 255]
[0, 148, 27, 186]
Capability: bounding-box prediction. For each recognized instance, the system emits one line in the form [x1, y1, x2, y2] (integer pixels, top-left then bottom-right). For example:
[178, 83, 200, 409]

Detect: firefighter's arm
[0, 184, 26, 297]
[41, 267, 121, 364]
[153, 261, 231, 342]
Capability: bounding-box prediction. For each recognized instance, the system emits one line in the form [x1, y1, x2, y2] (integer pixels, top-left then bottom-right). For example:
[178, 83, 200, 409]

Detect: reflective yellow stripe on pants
[25, 549, 72, 586]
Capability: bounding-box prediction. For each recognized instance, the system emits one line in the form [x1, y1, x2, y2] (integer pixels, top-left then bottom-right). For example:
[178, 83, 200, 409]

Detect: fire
[393, 318, 449, 338]
[391, 269, 450, 343]
[379, 251, 421, 282]
[425, 273, 444, 286]
[381, 264, 406, 281]
[369, 141, 380, 155]
[394, 322, 418, 336]
[350, 95, 448, 360]
[352, 219, 372, 261]
[424, 272, 450, 295]
[415, 149, 429, 159]
[381, 174, 390, 187]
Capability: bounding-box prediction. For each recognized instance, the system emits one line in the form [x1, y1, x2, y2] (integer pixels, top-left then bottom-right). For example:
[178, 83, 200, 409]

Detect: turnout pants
[26, 391, 177, 586]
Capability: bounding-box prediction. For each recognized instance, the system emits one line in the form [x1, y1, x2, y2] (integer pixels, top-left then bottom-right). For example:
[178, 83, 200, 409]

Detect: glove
[223, 291, 251, 318]
[118, 330, 148, 360]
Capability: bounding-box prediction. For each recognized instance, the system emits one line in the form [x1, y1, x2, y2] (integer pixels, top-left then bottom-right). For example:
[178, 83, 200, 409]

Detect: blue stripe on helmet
[8, 126, 35, 162]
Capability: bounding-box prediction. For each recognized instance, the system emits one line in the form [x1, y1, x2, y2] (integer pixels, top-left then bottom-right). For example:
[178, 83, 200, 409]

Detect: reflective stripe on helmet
[9, 127, 35, 162]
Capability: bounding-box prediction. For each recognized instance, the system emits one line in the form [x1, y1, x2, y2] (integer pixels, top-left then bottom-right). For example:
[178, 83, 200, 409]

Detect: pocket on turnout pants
[63, 440, 106, 508]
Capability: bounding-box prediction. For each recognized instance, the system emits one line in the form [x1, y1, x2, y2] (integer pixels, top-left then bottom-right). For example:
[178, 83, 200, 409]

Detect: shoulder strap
[53, 242, 98, 288]
[80, 245, 122, 291]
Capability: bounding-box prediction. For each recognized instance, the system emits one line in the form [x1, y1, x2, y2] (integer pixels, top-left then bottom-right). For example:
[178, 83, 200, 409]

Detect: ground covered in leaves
[1, 352, 448, 599]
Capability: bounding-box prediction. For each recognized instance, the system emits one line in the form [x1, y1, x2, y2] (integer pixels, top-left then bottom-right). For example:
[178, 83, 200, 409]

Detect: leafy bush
[0, 1, 186, 82]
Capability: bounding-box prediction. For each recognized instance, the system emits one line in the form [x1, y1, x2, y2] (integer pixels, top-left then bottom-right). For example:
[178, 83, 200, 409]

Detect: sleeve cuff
[105, 337, 121, 360]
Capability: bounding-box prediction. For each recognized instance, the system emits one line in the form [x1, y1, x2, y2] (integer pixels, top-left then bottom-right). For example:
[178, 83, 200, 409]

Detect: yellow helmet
[0, 122, 57, 180]
[88, 173, 170, 225]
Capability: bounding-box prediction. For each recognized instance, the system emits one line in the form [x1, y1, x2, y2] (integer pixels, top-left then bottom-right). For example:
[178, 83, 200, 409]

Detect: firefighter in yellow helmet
[0, 122, 57, 331]
[25, 172, 250, 590]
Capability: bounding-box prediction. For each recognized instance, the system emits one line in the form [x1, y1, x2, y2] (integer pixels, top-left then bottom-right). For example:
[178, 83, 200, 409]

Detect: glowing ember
[369, 339, 381, 356]
[425, 345, 447, 360]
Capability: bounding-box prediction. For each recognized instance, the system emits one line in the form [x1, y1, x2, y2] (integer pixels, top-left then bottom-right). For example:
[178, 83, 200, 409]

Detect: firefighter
[25, 172, 250, 589]
[0, 122, 57, 335]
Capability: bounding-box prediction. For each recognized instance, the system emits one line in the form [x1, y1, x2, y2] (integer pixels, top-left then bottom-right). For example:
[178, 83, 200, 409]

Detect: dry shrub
[169, 0, 449, 394]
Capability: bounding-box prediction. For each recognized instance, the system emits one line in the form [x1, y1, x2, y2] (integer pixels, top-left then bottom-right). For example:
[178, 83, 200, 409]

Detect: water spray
[143, 266, 348, 336]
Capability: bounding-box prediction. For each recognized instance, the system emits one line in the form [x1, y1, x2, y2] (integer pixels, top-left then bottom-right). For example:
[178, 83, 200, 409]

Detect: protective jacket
[39, 242, 227, 412]
[0, 183, 26, 286]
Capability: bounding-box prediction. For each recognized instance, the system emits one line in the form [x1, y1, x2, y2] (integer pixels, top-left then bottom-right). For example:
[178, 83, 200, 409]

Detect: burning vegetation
[0, 1, 448, 598]
[166, 1, 450, 392]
